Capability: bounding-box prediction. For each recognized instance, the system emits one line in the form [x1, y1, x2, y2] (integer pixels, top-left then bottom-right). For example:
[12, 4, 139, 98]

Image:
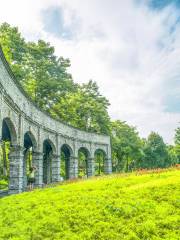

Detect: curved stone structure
[0, 46, 112, 194]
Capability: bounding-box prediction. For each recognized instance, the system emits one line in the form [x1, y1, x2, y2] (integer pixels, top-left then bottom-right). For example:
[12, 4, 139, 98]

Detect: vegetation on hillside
[0, 169, 179, 239]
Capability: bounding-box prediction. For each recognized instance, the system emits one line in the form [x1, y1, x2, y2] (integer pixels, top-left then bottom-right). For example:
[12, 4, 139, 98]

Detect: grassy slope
[0, 170, 179, 240]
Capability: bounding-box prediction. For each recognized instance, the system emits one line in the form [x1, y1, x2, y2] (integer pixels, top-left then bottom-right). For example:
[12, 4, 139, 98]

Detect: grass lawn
[0, 169, 179, 240]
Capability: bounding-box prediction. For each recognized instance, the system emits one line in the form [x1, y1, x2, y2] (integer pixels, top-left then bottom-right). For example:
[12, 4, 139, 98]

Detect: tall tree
[167, 145, 178, 166]
[0, 22, 27, 81]
[111, 120, 142, 172]
[0, 23, 75, 111]
[24, 40, 75, 110]
[142, 132, 169, 168]
[51, 80, 111, 134]
[174, 127, 180, 163]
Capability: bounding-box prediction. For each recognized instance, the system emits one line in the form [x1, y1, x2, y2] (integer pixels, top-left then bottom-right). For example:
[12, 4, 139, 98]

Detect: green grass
[0, 170, 180, 240]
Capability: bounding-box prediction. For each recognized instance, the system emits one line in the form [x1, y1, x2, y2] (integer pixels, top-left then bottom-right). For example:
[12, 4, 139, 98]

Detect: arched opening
[60, 144, 72, 180]
[94, 149, 106, 176]
[78, 147, 90, 178]
[23, 131, 37, 189]
[0, 118, 17, 190]
[43, 139, 55, 184]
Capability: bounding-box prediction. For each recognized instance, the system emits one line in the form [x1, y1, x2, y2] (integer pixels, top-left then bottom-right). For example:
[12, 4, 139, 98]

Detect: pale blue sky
[0, 0, 179, 143]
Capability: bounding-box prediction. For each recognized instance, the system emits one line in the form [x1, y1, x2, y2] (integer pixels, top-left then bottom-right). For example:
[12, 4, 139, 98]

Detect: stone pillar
[8, 145, 24, 194]
[104, 158, 112, 174]
[87, 158, 95, 177]
[32, 151, 43, 187]
[69, 156, 78, 179]
[0, 91, 3, 129]
[22, 149, 28, 190]
[74, 157, 78, 178]
[52, 154, 61, 183]
[0, 94, 2, 143]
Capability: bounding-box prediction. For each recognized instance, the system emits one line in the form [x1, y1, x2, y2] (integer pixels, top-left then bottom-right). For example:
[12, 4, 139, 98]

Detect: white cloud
[0, 0, 179, 143]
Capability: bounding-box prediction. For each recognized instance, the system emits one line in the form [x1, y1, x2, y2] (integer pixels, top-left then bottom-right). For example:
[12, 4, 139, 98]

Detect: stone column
[0, 91, 3, 129]
[52, 154, 61, 183]
[0, 94, 2, 144]
[8, 145, 24, 194]
[22, 149, 28, 190]
[74, 157, 78, 178]
[104, 158, 112, 174]
[69, 156, 78, 179]
[87, 158, 95, 177]
[32, 151, 43, 187]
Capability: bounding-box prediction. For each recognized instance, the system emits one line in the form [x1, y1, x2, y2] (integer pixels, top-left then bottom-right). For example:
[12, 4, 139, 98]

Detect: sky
[0, 0, 179, 143]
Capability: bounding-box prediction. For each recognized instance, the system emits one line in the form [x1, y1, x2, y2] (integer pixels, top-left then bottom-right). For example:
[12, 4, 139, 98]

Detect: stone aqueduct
[0, 46, 112, 194]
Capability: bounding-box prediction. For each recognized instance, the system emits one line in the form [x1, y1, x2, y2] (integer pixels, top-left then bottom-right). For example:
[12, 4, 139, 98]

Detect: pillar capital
[32, 151, 44, 156]
[70, 156, 78, 159]
[52, 154, 60, 159]
[10, 144, 25, 153]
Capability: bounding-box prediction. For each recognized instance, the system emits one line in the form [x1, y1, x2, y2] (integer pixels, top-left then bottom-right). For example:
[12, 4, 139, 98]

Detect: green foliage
[51, 80, 110, 134]
[0, 179, 8, 190]
[23, 40, 74, 110]
[111, 120, 142, 172]
[174, 127, 180, 145]
[0, 23, 27, 81]
[174, 127, 180, 163]
[167, 145, 179, 166]
[0, 141, 10, 181]
[0, 169, 179, 239]
[94, 150, 105, 175]
[78, 151, 87, 178]
[0, 23, 74, 111]
[142, 132, 171, 169]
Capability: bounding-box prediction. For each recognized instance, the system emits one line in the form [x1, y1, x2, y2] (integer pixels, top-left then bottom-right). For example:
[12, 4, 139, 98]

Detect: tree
[24, 40, 75, 110]
[167, 145, 178, 166]
[51, 80, 111, 134]
[111, 120, 142, 172]
[0, 23, 75, 111]
[142, 132, 169, 169]
[175, 127, 180, 145]
[174, 127, 180, 163]
[0, 22, 27, 81]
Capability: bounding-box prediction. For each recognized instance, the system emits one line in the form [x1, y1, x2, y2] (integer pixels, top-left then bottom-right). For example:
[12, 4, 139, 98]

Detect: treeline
[0, 22, 179, 174]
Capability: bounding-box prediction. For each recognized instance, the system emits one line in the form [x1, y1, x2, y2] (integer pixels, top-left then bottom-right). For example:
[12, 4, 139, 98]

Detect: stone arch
[24, 131, 38, 151]
[43, 139, 56, 184]
[23, 131, 38, 189]
[94, 148, 107, 175]
[78, 147, 91, 178]
[1, 117, 18, 191]
[1, 117, 17, 145]
[43, 139, 56, 154]
[60, 144, 73, 180]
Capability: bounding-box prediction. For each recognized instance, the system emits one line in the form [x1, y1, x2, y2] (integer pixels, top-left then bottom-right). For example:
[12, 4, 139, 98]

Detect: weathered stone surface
[8, 145, 24, 194]
[32, 151, 44, 187]
[0, 46, 112, 194]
